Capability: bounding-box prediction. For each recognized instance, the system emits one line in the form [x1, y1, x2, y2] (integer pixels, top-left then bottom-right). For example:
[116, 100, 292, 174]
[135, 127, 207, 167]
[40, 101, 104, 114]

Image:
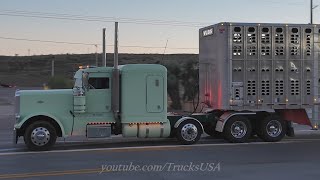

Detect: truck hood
[17, 89, 74, 122]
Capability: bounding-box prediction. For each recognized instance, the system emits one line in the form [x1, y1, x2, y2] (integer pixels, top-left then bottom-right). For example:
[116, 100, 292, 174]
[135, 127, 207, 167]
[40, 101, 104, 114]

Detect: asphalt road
[0, 139, 320, 180]
[1, 88, 320, 179]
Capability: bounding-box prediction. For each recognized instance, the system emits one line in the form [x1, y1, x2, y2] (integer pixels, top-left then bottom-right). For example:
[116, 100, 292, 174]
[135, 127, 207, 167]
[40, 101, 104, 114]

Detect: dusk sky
[0, 0, 316, 55]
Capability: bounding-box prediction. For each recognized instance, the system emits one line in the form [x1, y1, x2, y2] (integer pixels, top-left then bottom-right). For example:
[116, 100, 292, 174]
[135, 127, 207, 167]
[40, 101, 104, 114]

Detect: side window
[88, 77, 110, 89]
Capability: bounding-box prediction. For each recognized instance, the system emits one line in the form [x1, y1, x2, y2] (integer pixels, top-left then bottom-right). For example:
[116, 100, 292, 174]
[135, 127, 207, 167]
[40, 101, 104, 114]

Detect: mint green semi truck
[14, 22, 316, 151]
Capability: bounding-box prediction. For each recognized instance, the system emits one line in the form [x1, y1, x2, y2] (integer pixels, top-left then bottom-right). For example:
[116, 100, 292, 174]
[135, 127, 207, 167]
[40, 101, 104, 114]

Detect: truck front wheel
[258, 116, 286, 142]
[176, 120, 202, 145]
[223, 116, 252, 143]
[24, 121, 57, 151]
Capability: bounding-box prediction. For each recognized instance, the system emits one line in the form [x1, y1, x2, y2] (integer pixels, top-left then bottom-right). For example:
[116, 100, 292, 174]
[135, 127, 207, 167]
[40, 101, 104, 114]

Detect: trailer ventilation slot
[290, 46, 300, 56]
[261, 33, 270, 43]
[276, 28, 283, 33]
[306, 80, 311, 95]
[275, 80, 284, 96]
[275, 46, 284, 56]
[275, 68, 284, 72]
[261, 80, 270, 96]
[306, 67, 311, 72]
[290, 79, 300, 95]
[234, 27, 241, 32]
[247, 46, 256, 56]
[247, 80, 256, 96]
[275, 28, 284, 43]
[247, 27, 256, 43]
[305, 28, 312, 33]
[292, 28, 299, 33]
[261, 46, 271, 56]
[290, 34, 300, 44]
[306, 34, 312, 56]
[233, 33, 242, 43]
[233, 46, 242, 56]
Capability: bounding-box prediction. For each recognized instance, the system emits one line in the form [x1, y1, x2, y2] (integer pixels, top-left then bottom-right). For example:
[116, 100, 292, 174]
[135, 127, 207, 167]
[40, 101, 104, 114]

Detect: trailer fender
[174, 117, 204, 133]
[215, 112, 256, 132]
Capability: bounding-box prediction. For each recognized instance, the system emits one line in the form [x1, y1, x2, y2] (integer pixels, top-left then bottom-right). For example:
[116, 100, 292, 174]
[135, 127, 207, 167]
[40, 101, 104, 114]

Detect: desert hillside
[0, 53, 198, 87]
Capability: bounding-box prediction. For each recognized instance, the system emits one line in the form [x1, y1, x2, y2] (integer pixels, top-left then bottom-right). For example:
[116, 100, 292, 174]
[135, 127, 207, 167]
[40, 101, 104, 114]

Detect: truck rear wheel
[24, 121, 57, 151]
[223, 116, 252, 143]
[258, 115, 286, 142]
[176, 120, 202, 145]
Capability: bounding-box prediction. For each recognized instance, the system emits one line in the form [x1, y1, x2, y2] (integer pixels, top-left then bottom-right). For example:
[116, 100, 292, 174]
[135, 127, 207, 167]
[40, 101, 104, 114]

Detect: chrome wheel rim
[266, 120, 282, 137]
[181, 123, 198, 141]
[231, 121, 247, 138]
[31, 127, 50, 146]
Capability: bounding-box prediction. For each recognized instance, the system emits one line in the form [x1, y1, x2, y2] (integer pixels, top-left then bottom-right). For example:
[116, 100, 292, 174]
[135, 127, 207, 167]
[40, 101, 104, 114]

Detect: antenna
[311, 0, 319, 24]
[161, 39, 169, 63]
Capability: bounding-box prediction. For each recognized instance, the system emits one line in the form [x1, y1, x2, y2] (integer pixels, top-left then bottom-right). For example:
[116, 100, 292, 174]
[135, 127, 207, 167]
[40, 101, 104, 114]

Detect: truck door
[86, 72, 111, 113]
[72, 72, 113, 136]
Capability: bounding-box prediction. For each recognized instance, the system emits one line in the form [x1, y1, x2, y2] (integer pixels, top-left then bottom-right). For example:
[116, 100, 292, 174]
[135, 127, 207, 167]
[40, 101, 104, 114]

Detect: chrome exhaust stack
[111, 22, 121, 134]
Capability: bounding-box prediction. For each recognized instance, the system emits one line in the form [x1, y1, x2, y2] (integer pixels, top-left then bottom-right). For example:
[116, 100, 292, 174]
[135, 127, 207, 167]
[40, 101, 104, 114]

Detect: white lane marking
[0, 140, 302, 156]
[0, 148, 22, 152]
[285, 138, 320, 141]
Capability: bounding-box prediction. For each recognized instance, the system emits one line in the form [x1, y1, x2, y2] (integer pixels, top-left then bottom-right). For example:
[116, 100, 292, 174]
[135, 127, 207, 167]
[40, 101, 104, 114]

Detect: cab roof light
[79, 65, 97, 69]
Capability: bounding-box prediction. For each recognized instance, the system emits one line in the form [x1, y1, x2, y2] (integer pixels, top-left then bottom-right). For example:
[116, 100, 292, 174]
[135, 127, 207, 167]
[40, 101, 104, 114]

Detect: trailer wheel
[176, 120, 202, 145]
[258, 115, 286, 142]
[24, 121, 57, 151]
[223, 116, 252, 143]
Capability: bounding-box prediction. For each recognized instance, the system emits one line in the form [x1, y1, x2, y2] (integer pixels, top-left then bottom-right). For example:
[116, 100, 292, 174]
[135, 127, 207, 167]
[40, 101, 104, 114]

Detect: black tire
[176, 119, 202, 145]
[24, 121, 57, 151]
[223, 116, 252, 143]
[257, 115, 286, 142]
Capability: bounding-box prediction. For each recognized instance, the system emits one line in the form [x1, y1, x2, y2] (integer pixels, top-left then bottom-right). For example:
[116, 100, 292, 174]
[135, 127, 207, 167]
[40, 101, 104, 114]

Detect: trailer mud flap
[275, 109, 312, 127]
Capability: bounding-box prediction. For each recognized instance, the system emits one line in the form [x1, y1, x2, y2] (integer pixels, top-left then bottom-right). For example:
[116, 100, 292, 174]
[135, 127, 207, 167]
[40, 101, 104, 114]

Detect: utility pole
[114, 22, 118, 69]
[95, 44, 98, 66]
[311, 0, 313, 24]
[102, 28, 106, 67]
[311, 0, 319, 24]
[51, 57, 55, 77]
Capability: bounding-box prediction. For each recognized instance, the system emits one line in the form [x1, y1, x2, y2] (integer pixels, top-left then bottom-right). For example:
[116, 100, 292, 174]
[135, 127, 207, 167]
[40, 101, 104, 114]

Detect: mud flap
[276, 109, 312, 127]
[286, 121, 295, 137]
